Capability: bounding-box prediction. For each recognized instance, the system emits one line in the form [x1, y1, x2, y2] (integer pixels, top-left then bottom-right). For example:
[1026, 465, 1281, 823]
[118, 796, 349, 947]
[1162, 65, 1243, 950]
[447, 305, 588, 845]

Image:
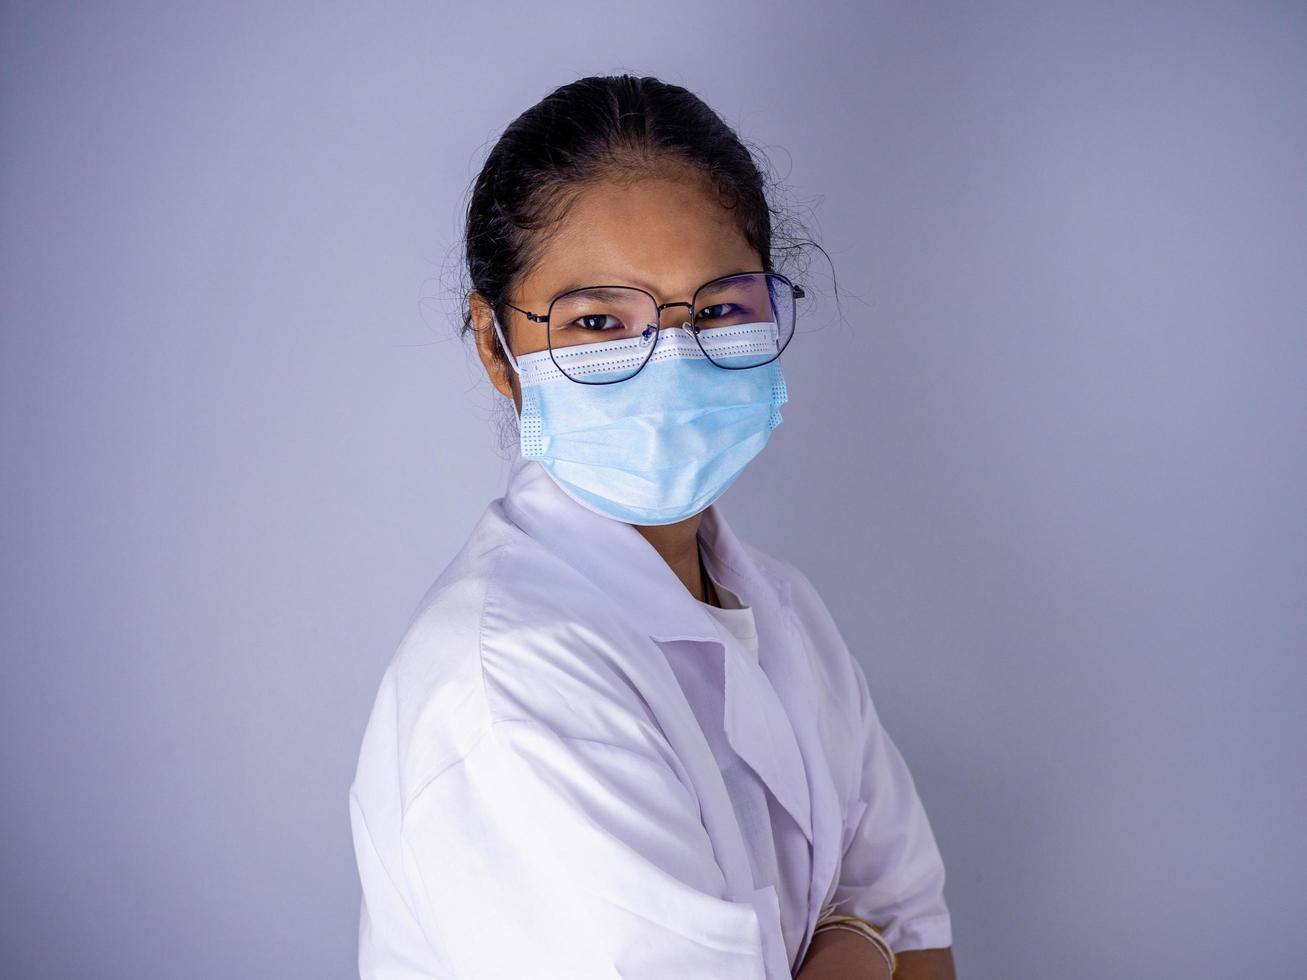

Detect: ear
[469, 291, 520, 409]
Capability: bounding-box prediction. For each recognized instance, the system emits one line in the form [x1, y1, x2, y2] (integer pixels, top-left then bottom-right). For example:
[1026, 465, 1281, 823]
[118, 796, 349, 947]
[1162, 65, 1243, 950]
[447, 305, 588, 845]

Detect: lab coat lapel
[720, 645, 813, 842]
[697, 505, 847, 937]
[695, 527, 814, 845]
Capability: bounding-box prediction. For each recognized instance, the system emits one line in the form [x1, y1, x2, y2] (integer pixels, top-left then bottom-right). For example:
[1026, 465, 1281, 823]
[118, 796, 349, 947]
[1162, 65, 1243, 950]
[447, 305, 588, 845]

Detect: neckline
[697, 540, 722, 608]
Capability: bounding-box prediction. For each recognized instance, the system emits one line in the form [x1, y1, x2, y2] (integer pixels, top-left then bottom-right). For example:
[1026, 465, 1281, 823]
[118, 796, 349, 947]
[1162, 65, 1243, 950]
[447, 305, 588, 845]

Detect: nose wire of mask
[512, 322, 788, 526]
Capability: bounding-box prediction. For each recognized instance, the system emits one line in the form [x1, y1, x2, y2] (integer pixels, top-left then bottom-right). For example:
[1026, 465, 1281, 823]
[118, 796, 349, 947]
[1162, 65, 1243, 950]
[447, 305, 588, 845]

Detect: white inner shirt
[698, 564, 760, 655]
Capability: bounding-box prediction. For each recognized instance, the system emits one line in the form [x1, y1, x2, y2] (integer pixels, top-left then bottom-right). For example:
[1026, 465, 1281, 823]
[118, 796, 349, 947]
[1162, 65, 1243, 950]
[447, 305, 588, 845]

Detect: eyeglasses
[492, 271, 804, 384]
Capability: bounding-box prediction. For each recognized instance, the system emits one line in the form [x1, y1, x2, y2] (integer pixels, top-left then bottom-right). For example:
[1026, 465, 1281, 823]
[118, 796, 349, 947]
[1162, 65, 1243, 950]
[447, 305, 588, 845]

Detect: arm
[894, 947, 957, 979]
[823, 657, 956, 972]
[795, 924, 955, 980]
[781, 562, 957, 978]
[795, 927, 892, 980]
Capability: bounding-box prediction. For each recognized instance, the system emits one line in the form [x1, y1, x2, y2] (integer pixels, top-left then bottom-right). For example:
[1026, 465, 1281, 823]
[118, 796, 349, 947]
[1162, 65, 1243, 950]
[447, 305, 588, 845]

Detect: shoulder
[352, 500, 669, 814]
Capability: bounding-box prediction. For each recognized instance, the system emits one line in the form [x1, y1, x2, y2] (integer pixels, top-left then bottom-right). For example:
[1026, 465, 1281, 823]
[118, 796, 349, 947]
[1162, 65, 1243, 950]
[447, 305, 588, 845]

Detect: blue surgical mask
[496, 319, 789, 525]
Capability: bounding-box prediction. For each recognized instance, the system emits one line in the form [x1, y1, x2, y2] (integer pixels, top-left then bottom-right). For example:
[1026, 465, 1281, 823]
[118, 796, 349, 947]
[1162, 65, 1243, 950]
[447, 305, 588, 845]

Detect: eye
[696, 303, 738, 322]
[564, 313, 624, 332]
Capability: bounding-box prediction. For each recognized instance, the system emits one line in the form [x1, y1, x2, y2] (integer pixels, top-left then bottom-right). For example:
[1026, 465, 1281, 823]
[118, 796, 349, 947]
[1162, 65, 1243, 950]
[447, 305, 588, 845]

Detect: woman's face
[472, 171, 764, 413]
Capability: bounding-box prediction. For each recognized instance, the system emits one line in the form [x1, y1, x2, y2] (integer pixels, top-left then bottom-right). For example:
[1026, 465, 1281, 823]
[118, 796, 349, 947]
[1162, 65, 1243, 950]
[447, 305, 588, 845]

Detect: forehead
[524, 174, 762, 301]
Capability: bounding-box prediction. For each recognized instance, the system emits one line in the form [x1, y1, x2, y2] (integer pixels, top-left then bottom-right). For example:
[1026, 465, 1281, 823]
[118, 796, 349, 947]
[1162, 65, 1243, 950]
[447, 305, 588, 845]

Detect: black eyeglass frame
[501, 270, 805, 386]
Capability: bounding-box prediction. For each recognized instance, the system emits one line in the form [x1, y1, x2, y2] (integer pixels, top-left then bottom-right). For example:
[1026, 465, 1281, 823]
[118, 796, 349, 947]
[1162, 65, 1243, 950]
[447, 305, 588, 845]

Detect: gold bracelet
[813, 916, 897, 975]
[813, 921, 896, 976]
[814, 902, 897, 973]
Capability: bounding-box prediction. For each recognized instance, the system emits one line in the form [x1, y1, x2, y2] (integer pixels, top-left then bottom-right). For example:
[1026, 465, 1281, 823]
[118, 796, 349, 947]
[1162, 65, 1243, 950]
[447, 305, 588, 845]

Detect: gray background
[3, 2, 1303, 978]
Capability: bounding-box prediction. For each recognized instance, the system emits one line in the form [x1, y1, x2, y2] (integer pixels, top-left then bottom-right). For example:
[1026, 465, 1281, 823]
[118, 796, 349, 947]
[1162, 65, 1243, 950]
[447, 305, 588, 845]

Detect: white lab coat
[349, 454, 952, 979]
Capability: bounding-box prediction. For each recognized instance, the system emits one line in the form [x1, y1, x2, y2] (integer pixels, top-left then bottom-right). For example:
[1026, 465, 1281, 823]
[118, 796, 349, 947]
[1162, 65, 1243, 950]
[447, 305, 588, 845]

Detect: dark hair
[456, 73, 832, 442]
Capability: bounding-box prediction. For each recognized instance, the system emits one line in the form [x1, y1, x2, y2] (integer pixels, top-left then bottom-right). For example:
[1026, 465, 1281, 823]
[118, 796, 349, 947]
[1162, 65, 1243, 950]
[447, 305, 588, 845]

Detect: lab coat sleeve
[827, 656, 954, 953]
[396, 716, 770, 979]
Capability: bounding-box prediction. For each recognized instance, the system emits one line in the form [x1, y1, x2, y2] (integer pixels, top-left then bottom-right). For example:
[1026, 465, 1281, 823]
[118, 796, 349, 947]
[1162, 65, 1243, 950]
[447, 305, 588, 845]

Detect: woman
[349, 74, 956, 979]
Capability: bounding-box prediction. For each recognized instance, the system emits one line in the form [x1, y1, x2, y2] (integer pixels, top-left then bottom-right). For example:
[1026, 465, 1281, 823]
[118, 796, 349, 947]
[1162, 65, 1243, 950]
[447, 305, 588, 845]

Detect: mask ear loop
[489, 309, 532, 433]
[490, 310, 522, 376]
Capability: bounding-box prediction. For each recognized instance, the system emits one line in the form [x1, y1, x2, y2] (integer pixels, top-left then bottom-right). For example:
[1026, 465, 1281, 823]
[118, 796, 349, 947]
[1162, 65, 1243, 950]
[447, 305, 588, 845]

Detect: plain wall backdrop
[2, 2, 1304, 978]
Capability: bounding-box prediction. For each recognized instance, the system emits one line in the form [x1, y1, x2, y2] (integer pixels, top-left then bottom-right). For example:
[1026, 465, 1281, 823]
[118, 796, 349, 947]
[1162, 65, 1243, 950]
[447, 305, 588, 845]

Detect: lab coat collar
[498, 453, 760, 645]
[498, 454, 814, 843]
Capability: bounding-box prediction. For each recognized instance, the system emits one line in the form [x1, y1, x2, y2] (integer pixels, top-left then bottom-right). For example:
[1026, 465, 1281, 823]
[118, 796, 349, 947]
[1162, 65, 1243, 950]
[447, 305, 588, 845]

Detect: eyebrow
[549, 269, 760, 302]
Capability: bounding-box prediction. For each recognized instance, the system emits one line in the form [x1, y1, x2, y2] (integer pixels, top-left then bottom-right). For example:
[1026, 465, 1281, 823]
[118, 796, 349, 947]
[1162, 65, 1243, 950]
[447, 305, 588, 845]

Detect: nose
[656, 301, 695, 334]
